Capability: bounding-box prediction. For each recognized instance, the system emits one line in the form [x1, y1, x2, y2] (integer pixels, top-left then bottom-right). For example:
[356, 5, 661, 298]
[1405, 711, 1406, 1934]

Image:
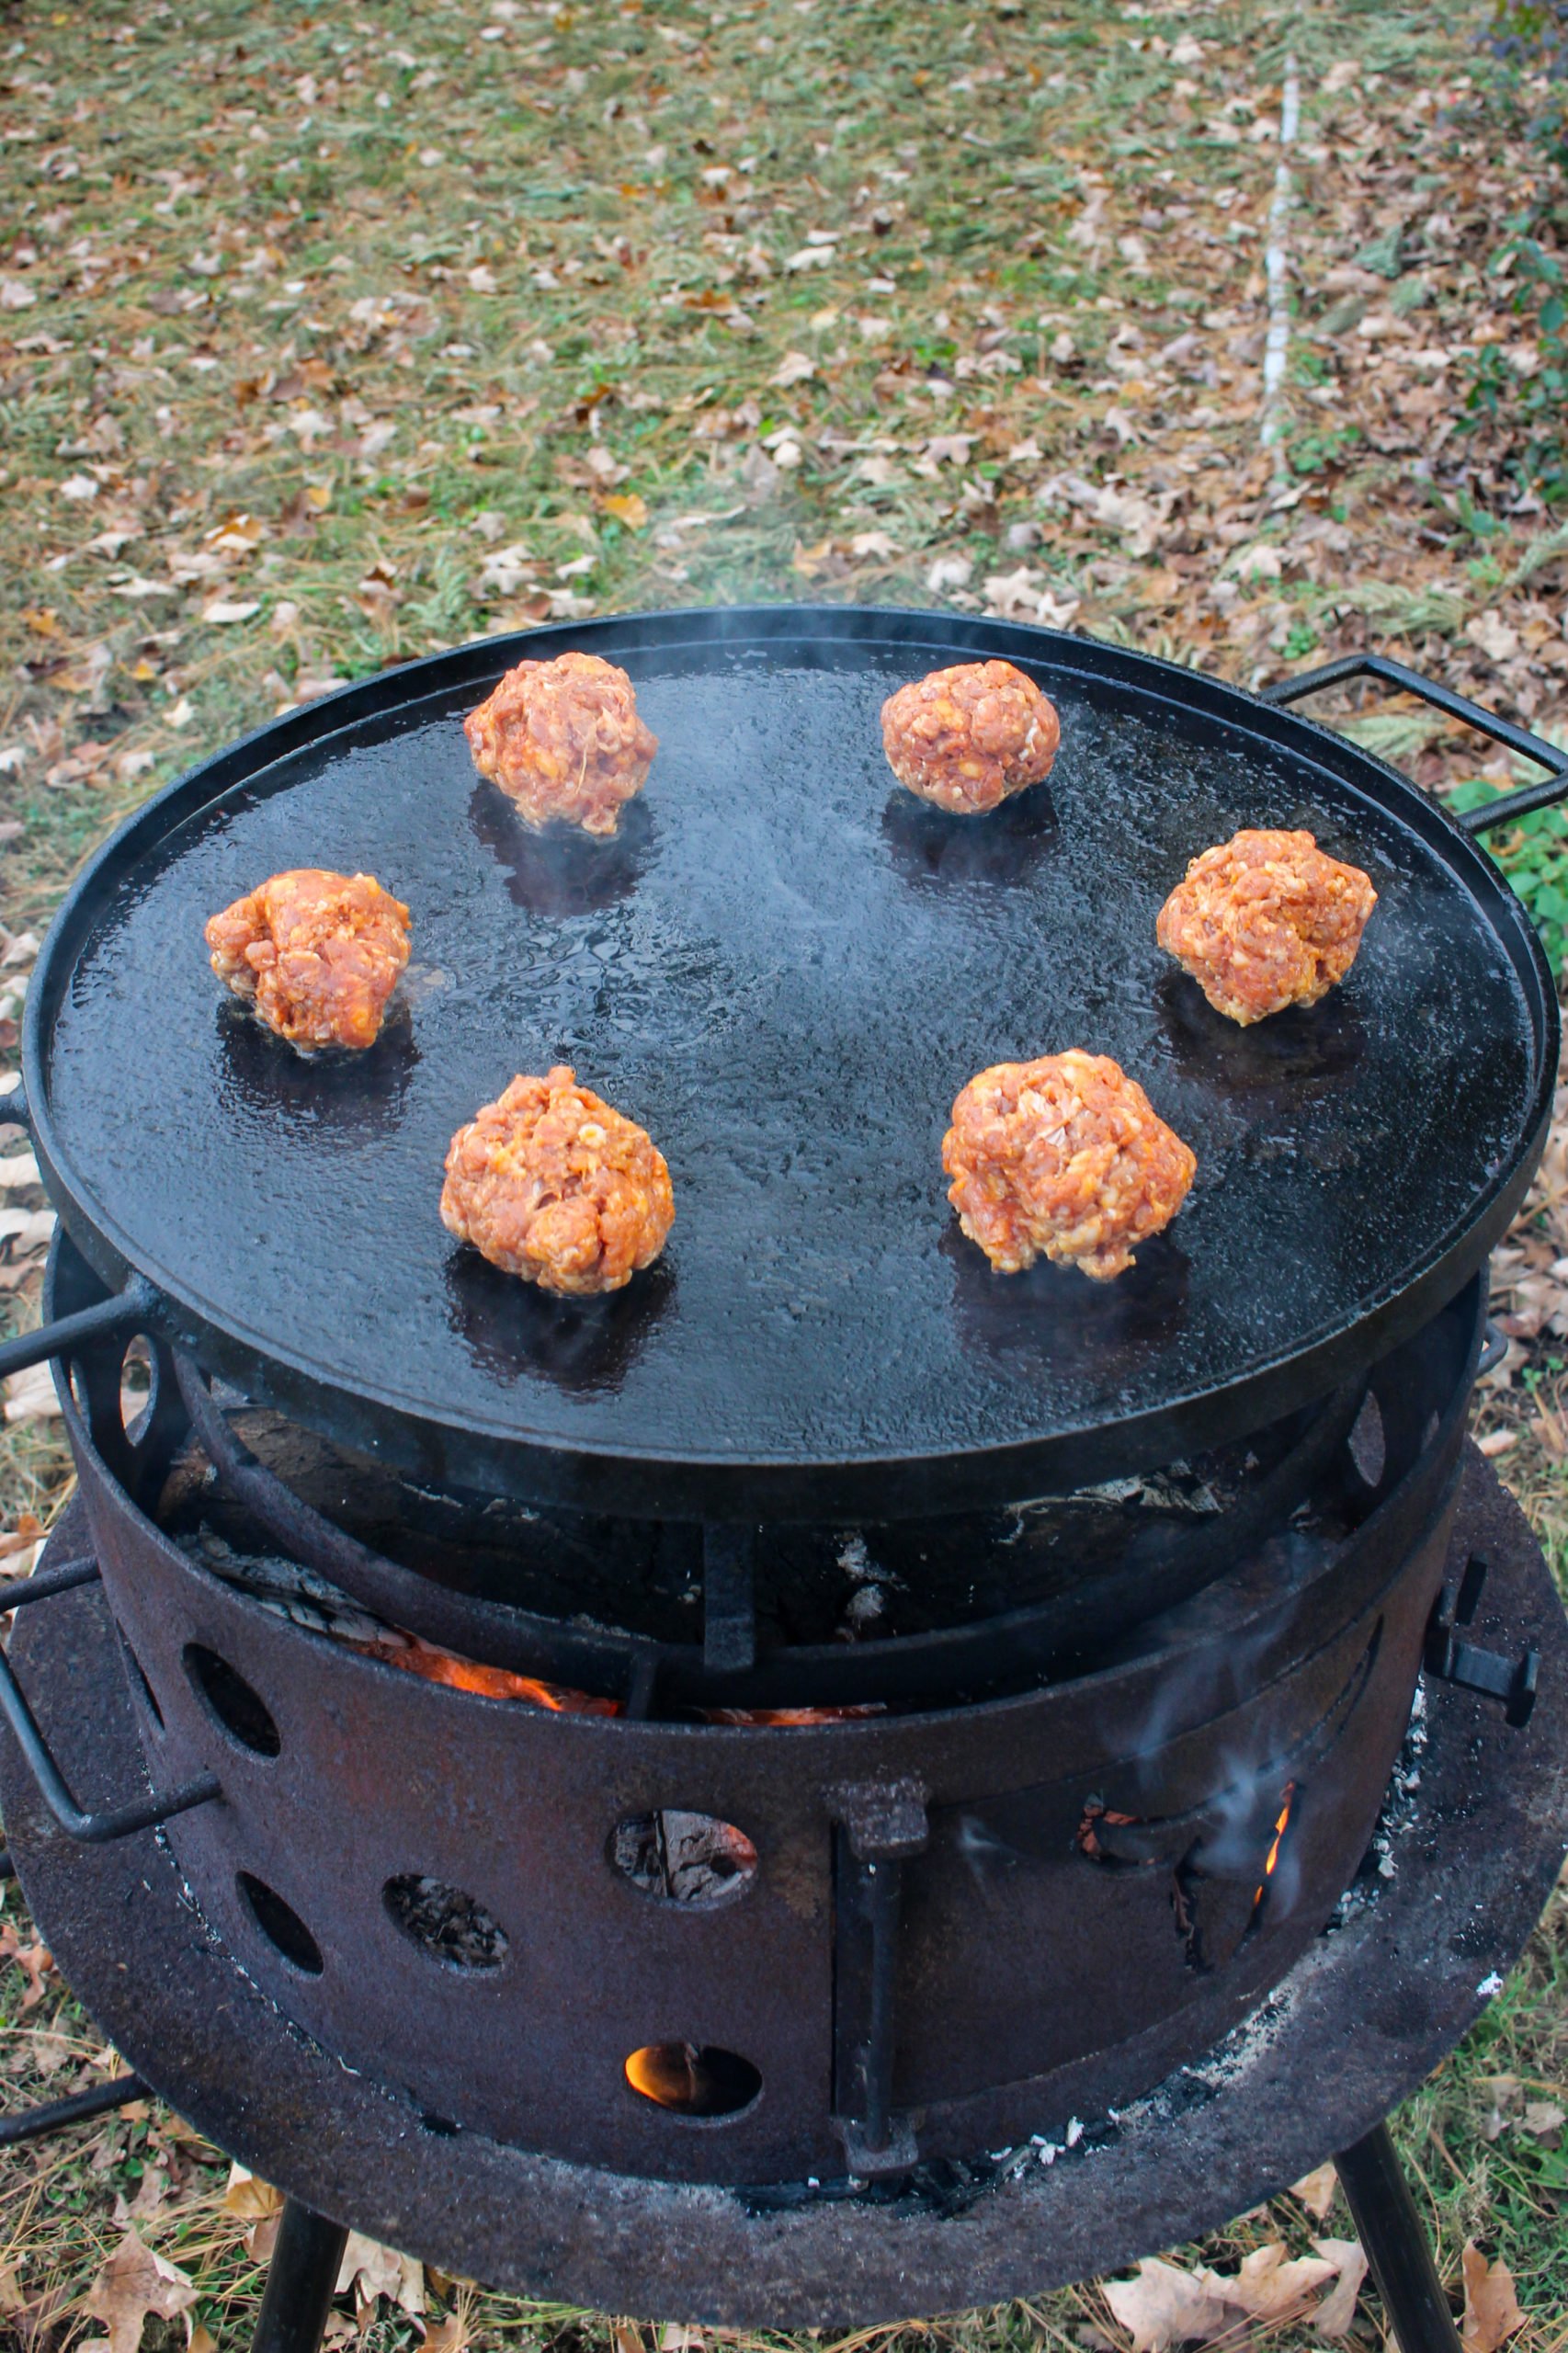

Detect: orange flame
[351, 1634, 622, 1715]
[624, 2041, 700, 2108]
[702, 1702, 886, 1728]
[1253, 1782, 1296, 1907]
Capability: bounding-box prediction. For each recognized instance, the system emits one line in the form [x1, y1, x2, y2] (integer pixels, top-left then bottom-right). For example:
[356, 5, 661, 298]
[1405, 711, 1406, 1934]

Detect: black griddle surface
[36, 615, 1541, 1515]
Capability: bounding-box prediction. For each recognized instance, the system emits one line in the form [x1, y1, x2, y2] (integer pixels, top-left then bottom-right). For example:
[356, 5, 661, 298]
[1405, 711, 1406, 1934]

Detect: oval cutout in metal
[624, 2042, 761, 2119]
[610, 1812, 758, 1907]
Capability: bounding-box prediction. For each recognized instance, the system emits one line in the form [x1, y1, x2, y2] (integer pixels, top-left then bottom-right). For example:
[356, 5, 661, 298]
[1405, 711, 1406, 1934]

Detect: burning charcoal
[384, 1874, 509, 1970]
[176, 1526, 390, 1643]
[702, 1702, 886, 1726]
[611, 1811, 758, 1905]
[350, 1631, 621, 1715]
[178, 1524, 619, 1714]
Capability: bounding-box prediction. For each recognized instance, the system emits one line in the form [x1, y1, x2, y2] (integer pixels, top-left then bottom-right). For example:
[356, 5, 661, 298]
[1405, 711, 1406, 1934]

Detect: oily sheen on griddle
[39, 626, 1536, 1505]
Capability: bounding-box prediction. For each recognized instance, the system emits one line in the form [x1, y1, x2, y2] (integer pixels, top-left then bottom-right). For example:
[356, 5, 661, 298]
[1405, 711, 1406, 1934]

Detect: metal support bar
[1335, 2122, 1464, 2353]
[703, 1525, 757, 1674]
[623, 1647, 659, 1721]
[0, 1566, 221, 1843]
[0, 2073, 148, 2148]
[0, 1278, 161, 1385]
[830, 1779, 927, 2171]
[252, 2201, 350, 2353]
[2, 1557, 102, 1608]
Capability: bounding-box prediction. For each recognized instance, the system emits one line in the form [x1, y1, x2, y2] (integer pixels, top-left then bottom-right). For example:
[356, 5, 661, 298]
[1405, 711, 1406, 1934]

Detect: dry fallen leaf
[422, 2319, 471, 2353]
[1205, 2244, 1336, 2319]
[1521, 2099, 1565, 2136]
[223, 2162, 284, 2220]
[1312, 2235, 1369, 2336]
[600, 492, 649, 529]
[336, 2232, 425, 2319]
[1102, 2257, 1233, 2351]
[5, 1361, 62, 1426]
[1290, 2159, 1338, 2219]
[81, 2229, 198, 2353]
[1461, 2243, 1528, 2353]
[0, 1510, 43, 1557]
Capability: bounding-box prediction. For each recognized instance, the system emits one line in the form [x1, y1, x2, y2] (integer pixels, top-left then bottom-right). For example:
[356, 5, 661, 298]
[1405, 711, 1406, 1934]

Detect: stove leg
[1334, 2122, 1463, 2353]
[252, 2201, 349, 2353]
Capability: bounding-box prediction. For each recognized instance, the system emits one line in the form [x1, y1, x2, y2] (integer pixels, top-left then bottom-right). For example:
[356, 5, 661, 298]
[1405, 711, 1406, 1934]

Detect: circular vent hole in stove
[383, 1875, 510, 1970]
[184, 1645, 280, 1757]
[624, 2043, 762, 2119]
[610, 1813, 758, 1906]
[238, 1873, 324, 1976]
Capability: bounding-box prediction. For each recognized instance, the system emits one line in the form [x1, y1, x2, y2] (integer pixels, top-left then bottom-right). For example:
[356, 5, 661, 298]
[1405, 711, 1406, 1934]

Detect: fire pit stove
[1, 1233, 1565, 2353]
[4, 618, 1568, 2351]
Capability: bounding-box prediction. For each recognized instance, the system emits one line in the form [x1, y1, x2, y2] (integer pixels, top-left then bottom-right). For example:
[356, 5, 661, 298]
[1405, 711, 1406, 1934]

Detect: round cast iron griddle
[24, 607, 1558, 1521]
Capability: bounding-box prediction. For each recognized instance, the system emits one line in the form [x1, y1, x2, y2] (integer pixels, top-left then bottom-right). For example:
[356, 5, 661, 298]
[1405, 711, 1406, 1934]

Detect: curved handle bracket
[1262, 653, 1568, 835]
[0, 1556, 222, 1843]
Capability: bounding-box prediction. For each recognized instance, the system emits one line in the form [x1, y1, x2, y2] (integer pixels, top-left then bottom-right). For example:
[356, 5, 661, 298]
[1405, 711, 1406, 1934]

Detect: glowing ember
[702, 1703, 886, 1727]
[1254, 1782, 1296, 1906]
[351, 1634, 621, 1715]
[1075, 1802, 1140, 1860]
[622, 2041, 763, 2117]
[625, 2041, 700, 2107]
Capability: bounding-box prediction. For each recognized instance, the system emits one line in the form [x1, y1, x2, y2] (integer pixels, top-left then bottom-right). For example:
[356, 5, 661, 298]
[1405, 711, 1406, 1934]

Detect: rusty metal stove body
[1, 1221, 1564, 2353]
[3, 1242, 1497, 2190]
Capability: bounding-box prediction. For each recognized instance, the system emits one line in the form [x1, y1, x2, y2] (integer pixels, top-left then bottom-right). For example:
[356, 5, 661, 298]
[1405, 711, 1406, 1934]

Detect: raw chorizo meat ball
[464, 650, 657, 835]
[943, 1049, 1196, 1281]
[881, 660, 1060, 815]
[441, 1065, 674, 1297]
[205, 869, 411, 1052]
[1156, 828, 1377, 1026]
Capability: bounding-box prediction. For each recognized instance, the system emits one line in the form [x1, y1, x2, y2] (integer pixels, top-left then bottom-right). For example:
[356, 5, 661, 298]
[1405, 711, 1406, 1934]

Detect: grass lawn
[3, 0, 1568, 2344]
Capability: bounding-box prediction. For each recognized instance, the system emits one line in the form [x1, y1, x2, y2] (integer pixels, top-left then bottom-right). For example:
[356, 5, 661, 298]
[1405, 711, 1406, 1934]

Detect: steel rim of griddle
[19, 606, 1564, 1520]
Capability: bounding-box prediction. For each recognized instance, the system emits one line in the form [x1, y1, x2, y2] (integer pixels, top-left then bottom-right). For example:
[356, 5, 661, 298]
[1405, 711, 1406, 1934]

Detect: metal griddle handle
[0, 1555, 222, 1842]
[1262, 653, 1568, 835]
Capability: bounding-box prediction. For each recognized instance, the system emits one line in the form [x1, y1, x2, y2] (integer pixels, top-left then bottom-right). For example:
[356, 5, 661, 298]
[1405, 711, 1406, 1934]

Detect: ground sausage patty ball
[441, 1065, 674, 1297]
[205, 869, 412, 1052]
[464, 650, 657, 835]
[881, 660, 1060, 816]
[943, 1049, 1196, 1281]
[1156, 828, 1378, 1026]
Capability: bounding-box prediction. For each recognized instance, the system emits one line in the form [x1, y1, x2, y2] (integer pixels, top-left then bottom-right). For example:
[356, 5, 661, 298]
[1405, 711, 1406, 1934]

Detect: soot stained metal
[4, 1243, 1501, 2188]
